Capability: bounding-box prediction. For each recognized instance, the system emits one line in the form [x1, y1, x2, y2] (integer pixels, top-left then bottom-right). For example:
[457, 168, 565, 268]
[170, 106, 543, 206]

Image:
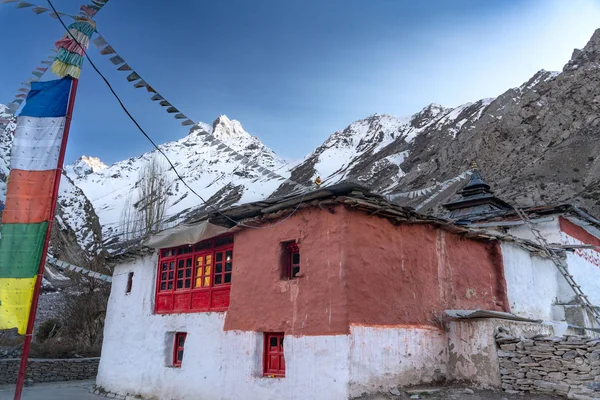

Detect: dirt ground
[357, 386, 563, 400]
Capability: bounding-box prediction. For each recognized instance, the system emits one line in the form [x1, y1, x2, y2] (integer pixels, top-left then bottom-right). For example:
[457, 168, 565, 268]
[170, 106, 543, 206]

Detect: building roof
[109, 181, 590, 265]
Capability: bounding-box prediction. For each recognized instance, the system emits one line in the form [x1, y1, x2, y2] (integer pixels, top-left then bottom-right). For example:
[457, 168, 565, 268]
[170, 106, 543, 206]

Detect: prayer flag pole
[7, 15, 96, 400]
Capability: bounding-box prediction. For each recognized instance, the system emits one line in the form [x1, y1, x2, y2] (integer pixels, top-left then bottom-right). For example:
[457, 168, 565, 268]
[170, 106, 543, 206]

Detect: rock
[587, 382, 600, 391]
[546, 372, 566, 381]
[500, 344, 517, 351]
[390, 388, 401, 396]
[526, 372, 543, 380]
[516, 379, 535, 385]
[564, 350, 579, 359]
[461, 388, 474, 394]
[534, 379, 570, 392]
[539, 359, 562, 369]
[588, 350, 600, 362]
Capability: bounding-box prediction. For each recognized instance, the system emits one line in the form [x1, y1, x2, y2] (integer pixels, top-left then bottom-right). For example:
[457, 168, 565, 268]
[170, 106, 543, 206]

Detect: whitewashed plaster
[507, 217, 562, 243]
[348, 326, 447, 398]
[500, 242, 570, 321]
[98, 256, 463, 399]
[560, 231, 600, 307]
[97, 254, 351, 400]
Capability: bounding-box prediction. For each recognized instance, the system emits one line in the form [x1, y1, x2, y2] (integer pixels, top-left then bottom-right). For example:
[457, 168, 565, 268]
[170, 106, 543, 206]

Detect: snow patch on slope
[67, 115, 290, 241]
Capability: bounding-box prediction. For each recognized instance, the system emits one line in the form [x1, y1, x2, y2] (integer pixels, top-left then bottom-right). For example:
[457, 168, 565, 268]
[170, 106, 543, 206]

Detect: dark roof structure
[442, 166, 513, 221]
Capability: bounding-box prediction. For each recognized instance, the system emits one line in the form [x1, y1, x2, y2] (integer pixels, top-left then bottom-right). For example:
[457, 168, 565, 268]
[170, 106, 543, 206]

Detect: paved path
[0, 380, 99, 400]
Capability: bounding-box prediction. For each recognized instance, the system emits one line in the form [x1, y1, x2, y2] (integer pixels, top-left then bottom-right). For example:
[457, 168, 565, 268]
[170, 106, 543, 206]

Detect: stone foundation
[496, 329, 600, 399]
[0, 357, 99, 384]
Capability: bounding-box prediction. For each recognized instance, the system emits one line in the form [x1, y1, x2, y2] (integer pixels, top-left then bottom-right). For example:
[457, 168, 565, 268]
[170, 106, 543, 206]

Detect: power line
[47, 0, 310, 231]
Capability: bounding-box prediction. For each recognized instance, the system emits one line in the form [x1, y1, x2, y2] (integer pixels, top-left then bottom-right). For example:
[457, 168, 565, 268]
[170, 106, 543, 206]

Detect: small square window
[284, 242, 300, 279]
[173, 332, 187, 367]
[263, 333, 285, 377]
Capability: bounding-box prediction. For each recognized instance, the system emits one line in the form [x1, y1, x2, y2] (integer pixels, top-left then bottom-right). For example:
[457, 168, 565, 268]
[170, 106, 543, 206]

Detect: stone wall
[496, 329, 600, 399]
[0, 357, 99, 384]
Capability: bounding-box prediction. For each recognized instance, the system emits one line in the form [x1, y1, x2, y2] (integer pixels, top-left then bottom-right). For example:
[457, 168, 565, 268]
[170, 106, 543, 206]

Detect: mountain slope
[272, 99, 493, 198]
[274, 28, 600, 217]
[67, 115, 290, 246]
[388, 31, 600, 215]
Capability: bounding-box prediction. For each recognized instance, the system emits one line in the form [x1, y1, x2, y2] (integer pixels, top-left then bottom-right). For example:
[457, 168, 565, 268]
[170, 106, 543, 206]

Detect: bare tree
[120, 154, 171, 240]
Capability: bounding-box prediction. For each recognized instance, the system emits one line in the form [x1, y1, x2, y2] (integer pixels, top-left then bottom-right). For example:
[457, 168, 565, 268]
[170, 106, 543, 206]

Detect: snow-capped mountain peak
[212, 115, 251, 142]
[410, 103, 449, 128]
[64, 155, 107, 178]
[66, 115, 289, 246]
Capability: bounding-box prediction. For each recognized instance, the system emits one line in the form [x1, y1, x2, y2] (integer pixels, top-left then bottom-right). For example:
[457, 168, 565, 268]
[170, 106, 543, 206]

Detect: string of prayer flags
[87, 32, 302, 187]
[133, 80, 148, 89]
[15, 2, 34, 8]
[79, 0, 109, 17]
[117, 64, 132, 71]
[7, 50, 59, 112]
[109, 55, 124, 65]
[50, 18, 96, 79]
[390, 171, 471, 199]
[92, 35, 108, 48]
[0, 0, 72, 18]
[99, 45, 115, 55]
[126, 72, 141, 82]
[31, 5, 48, 14]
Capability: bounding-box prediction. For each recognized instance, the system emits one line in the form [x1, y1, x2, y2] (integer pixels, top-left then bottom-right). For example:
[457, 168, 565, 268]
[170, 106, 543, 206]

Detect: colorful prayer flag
[0, 77, 73, 334]
[51, 18, 96, 79]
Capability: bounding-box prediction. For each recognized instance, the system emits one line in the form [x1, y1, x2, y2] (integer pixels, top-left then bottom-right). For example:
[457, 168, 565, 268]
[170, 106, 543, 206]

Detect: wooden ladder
[514, 207, 600, 325]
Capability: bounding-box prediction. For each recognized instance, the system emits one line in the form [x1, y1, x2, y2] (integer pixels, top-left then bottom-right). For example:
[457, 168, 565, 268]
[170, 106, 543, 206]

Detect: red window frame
[286, 242, 300, 279]
[173, 332, 187, 367]
[155, 235, 234, 314]
[263, 333, 285, 377]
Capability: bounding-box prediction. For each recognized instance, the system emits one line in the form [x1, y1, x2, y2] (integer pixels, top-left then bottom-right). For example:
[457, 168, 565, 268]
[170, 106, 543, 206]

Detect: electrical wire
[47, 0, 311, 231]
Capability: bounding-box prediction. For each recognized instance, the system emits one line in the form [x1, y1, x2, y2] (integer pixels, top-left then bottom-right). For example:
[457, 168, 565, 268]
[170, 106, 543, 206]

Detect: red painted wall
[224, 206, 351, 335]
[560, 217, 600, 253]
[344, 211, 509, 328]
[224, 205, 509, 335]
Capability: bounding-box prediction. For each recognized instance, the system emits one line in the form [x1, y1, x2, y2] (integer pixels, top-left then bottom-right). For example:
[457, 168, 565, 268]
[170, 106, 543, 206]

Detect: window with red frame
[173, 332, 187, 367]
[155, 235, 234, 314]
[263, 333, 285, 377]
[284, 242, 300, 279]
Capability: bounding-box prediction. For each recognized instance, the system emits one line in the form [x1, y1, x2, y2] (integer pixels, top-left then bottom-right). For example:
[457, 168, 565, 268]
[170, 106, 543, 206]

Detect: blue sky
[1, 0, 600, 165]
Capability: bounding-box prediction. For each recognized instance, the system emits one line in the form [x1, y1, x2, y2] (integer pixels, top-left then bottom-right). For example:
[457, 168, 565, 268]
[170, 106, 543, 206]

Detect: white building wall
[507, 217, 562, 244]
[348, 326, 447, 398]
[560, 231, 600, 307]
[98, 255, 460, 399]
[504, 215, 600, 327]
[500, 242, 565, 321]
[97, 254, 351, 400]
